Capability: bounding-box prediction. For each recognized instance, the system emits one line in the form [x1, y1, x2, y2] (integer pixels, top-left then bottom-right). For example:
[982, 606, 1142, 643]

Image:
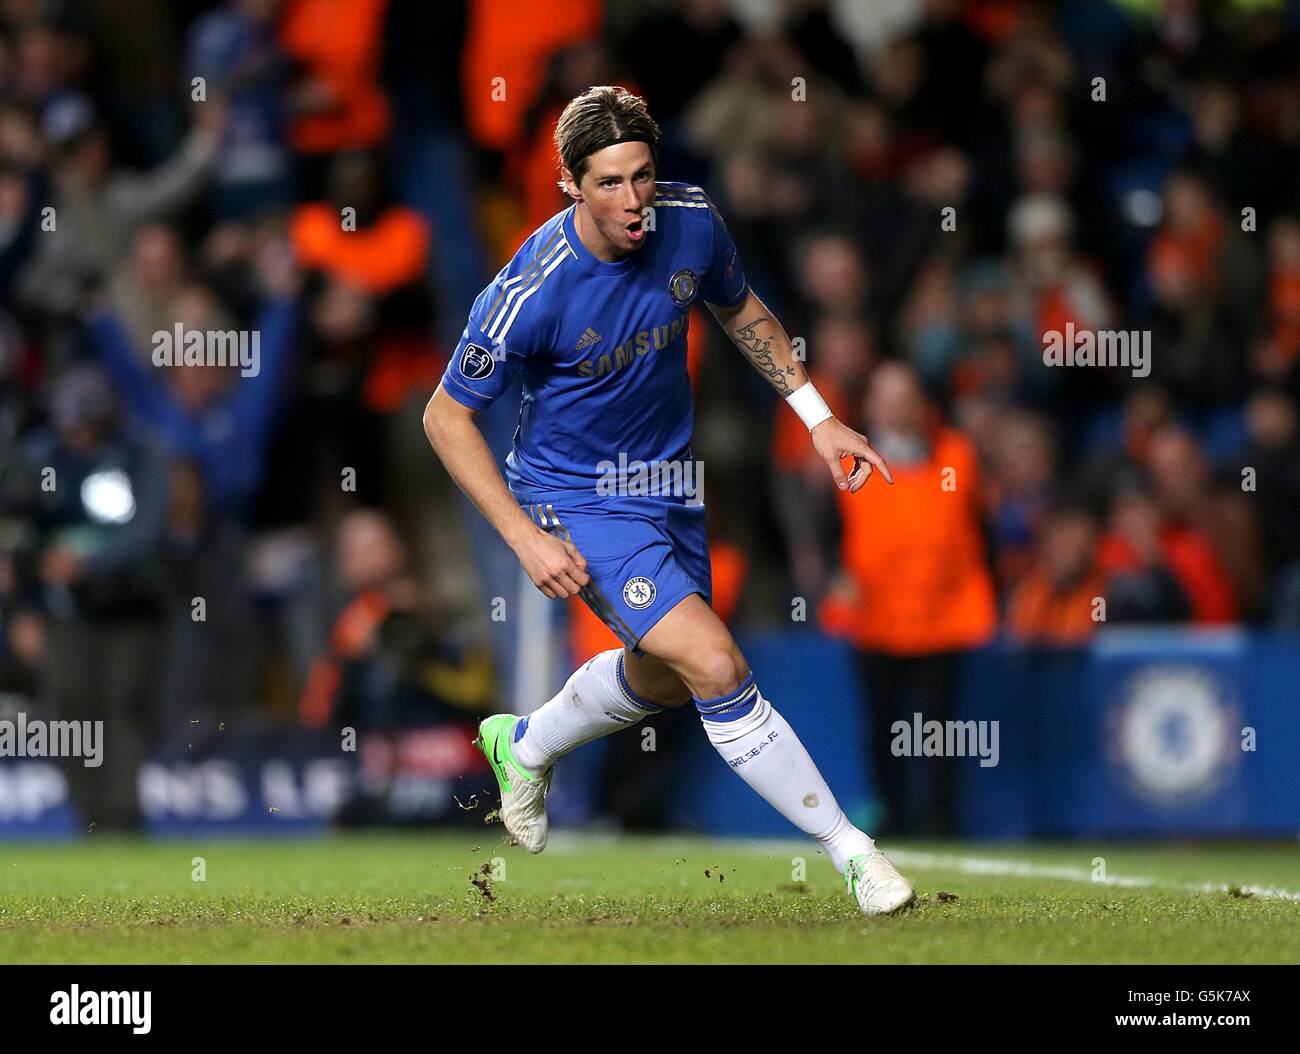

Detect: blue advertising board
[2, 631, 1297, 839]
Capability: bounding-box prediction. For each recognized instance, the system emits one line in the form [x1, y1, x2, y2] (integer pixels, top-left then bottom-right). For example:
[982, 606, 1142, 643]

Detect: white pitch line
[888, 849, 1300, 902]
[543, 834, 1300, 902]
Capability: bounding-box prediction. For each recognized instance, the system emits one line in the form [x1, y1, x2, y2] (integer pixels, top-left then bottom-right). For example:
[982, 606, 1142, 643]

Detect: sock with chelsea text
[695, 672, 874, 874]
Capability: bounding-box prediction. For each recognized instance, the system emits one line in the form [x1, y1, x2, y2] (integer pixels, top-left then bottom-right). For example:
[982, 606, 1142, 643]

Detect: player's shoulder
[473, 210, 577, 344]
[499, 209, 575, 278]
[651, 181, 721, 216]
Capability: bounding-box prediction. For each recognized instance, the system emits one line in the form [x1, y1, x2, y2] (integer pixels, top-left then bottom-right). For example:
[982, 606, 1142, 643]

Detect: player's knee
[636, 665, 691, 708]
[622, 650, 691, 708]
[687, 645, 749, 701]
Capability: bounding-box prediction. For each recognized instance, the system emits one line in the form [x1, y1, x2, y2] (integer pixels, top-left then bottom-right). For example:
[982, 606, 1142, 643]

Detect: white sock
[512, 649, 662, 776]
[695, 673, 875, 875]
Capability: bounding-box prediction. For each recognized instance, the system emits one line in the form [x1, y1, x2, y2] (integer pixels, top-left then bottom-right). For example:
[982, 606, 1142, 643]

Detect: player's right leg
[476, 646, 687, 852]
[638, 593, 916, 916]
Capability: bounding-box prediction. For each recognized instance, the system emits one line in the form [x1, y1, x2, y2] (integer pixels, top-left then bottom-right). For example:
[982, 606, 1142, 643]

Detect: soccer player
[424, 86, 915, 915]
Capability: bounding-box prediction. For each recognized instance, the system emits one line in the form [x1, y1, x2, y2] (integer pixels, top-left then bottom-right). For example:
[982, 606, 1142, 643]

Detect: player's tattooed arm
[708, 290, 805, 397]
[708, 289, 894, 493]
[733, 316, 797, 395]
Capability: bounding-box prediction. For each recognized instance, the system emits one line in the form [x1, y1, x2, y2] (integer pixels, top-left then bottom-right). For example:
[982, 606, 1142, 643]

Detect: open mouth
[626, 219, 644, 242]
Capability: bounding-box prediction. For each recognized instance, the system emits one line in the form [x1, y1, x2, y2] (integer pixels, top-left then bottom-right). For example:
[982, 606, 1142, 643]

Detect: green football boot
[475, 714, 552, 853]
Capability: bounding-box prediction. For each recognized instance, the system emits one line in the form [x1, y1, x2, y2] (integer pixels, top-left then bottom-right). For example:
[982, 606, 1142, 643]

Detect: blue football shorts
[521, 495, 713, 654]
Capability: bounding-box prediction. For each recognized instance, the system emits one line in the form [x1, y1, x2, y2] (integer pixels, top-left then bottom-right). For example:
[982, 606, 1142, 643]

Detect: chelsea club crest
[668, 268, 698, 307]
[623, 576, 656, 610]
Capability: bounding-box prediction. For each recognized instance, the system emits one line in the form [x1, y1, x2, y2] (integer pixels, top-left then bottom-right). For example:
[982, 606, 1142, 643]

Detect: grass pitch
[0, 833, 1297, 964]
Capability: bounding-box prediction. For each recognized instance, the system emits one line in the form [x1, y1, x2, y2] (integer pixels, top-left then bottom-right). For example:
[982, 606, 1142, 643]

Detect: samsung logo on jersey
[460, 343, 495, 380]
[578, 316, 688, 378]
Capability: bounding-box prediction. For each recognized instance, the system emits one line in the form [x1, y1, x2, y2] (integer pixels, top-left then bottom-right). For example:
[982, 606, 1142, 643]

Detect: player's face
[570, 142, 656, 258]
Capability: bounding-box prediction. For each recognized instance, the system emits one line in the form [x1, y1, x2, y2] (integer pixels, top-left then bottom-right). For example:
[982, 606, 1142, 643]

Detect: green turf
[0, 833, 1297, 963]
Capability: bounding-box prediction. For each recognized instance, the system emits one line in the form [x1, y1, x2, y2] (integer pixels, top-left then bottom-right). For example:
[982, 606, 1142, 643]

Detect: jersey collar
[563, 204, 640, 276]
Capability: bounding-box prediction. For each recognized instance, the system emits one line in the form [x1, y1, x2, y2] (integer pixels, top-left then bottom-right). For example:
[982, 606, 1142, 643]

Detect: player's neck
[574, 203, 631, 263]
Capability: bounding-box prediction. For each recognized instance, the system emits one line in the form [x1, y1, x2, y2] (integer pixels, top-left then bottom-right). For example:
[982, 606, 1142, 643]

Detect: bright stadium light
[80, 468, 136, 525]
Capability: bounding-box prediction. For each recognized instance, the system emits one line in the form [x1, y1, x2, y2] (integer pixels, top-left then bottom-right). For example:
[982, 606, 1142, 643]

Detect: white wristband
[786, 382, 834, 431]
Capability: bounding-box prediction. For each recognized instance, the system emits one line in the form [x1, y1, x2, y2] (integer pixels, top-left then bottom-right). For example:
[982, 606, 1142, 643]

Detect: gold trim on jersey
[490, 240, 573, 342]
[653, 184, 709, 202]
[482, 227, 566, 334]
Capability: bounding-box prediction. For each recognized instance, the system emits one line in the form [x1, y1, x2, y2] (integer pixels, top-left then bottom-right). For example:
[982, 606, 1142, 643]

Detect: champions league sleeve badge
[460, 342, 496, 380]
[668, 268, 698, 307]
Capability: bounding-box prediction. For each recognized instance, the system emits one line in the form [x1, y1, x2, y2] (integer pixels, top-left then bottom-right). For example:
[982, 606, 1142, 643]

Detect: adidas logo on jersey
[574, 327, 602, 351]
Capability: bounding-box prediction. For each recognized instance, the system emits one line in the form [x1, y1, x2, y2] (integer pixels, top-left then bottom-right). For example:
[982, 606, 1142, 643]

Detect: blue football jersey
[440, 182, 749, 502]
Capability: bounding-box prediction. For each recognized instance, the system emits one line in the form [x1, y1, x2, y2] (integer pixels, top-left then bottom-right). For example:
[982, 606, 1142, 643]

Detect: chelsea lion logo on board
[668, 268, 698, 307]
[460, 343, 495, 380]
[1107, 665, 1239, 805]
[623, 576, 656, 609]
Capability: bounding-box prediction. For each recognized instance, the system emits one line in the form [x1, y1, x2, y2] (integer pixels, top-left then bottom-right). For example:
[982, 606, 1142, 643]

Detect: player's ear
[560, 165, 582, 201]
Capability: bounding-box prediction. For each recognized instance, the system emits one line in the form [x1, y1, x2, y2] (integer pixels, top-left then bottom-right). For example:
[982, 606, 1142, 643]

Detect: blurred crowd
[0, 0, 1298, 828]
[711, 0, 1300, 658]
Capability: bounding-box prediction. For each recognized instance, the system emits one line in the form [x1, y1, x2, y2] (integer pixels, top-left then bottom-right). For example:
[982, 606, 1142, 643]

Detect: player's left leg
[475, 499, 701, 852]
[638, 594, 916, 916]
[508, 647, 691, 775]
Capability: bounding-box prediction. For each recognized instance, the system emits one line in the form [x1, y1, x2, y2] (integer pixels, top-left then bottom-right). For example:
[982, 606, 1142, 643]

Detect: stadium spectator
[1006, 505, 1106, 646]
[1146, 423, 1265, 618]
[185, 0, 292, 220]
[905, 259, 1043, 403]
[0, 153, 42, 299]
[1097, 484, 1227, 625]
[18, 366, 171, 831]
[1257, 215, 1300, 389]
[1185, 77, 1288, 218]
[107, 222, 191, 359]
[1143, 170, 1251, 405]
[1006, 192, 1112, 344]
[1238, 387, 1300, 624]
[15, 94, 224, 359]
[1076, 385, 1176, 508]
[154, 457, 259, 748]
[279, 0, 389, 163]
[460, 0, 602, 154]
[790, 232, 872, 332]
[87, 270, 299, 517]
[298, 507, 495, 823]
[299, 507, 493, 728]
[8, 11, 88, 111]
[821, 362, 996, 837]
[290, 150, 429, 297]
[984, 409, 1057, 596]
[616, 0, 742, 126]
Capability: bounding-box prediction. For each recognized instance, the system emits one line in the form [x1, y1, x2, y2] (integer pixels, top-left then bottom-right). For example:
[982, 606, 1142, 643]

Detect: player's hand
[810, 418, 894, 493]
[514, 528, 591, 598]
